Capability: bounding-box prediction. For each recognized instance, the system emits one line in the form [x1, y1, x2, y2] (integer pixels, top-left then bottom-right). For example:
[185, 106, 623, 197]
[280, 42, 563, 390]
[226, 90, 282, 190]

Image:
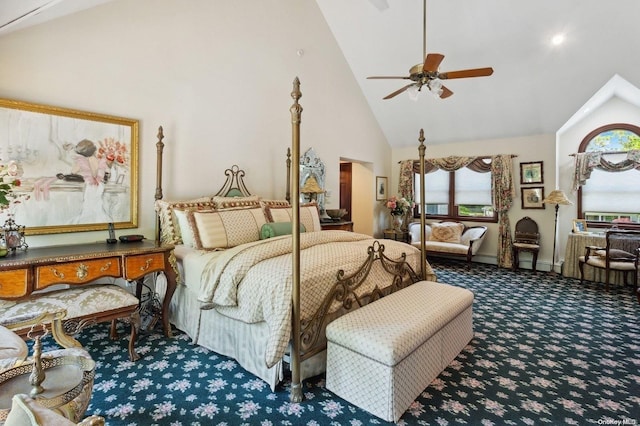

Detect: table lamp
[542, 190, 573, 274]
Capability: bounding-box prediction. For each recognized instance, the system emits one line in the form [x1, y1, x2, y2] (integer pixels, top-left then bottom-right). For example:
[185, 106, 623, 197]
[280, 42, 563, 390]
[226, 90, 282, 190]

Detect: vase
[391, 214, 403, 232]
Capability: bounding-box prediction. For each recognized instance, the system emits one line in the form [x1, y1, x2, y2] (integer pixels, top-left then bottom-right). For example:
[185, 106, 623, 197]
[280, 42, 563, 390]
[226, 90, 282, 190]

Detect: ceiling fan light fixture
[407, 85, 420, 101]
[428, 79, 443, 97]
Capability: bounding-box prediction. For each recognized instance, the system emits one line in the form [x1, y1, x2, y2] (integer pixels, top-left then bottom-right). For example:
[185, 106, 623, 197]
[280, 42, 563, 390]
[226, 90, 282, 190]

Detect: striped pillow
[188, 207, 267, 250]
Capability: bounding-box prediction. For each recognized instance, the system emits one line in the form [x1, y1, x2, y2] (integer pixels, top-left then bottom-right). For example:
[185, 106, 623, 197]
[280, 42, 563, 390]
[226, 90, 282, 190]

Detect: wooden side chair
[512, 216, 540, 272]
[579, 229, 640, 291]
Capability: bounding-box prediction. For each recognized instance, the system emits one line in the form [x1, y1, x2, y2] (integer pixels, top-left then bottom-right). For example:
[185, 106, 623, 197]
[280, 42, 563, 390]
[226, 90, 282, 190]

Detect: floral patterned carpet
[66, 259, 639, 425]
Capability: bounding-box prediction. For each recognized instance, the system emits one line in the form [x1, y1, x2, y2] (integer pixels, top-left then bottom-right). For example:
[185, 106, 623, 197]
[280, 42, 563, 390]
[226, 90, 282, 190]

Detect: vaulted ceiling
[3, 0, 640, 148]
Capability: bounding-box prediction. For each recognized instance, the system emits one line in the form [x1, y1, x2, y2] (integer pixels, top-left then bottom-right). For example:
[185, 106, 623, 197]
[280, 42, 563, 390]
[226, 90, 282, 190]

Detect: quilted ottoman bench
[325, 280, 474, 423]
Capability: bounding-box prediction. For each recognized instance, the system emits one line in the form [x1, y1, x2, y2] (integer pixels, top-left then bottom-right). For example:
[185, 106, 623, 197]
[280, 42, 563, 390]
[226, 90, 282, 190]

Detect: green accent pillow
[260, 222, 306, 239]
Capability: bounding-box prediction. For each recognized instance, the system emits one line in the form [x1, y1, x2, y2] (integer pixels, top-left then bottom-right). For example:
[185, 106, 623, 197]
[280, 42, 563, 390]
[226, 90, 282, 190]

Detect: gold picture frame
[520, 161, 544, 184]
[521, 187, 545, 209]
[0, 98, 139, 235]
[376, 176, 388, 201]
[572, 219, 588, 234]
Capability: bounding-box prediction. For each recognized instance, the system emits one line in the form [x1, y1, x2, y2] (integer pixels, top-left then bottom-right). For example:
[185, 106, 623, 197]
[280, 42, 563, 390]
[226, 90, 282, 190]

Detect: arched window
[577, 123, 640, 228]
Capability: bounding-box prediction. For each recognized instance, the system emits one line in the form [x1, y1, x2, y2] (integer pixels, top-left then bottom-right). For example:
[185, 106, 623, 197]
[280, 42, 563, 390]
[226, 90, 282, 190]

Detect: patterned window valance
[571, 150, 640, 191]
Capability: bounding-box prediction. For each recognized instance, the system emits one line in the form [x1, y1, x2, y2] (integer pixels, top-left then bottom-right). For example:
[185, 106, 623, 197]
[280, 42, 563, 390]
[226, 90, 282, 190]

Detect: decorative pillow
[211, 195, 260, 210]
[265, 205, 293, 223]
[188, 207, 267, 250]
[260, 222, 306, 239]
[263, 203, 321, 232]
[594, 248, 635, 261]
[154, 197, 214, 245]
[429, 222, 465, 243]
[173, 209, 199, 248]
[300, 203, 322, 232]
[260, 199, 290, 208]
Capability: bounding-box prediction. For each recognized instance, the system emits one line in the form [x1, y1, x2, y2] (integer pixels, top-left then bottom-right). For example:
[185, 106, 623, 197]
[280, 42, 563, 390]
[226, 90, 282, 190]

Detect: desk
[321, 221, 353, 231]
[383, 229, 410, 243]
[0, 241, 177, 338]
[563, 233, 625, 285]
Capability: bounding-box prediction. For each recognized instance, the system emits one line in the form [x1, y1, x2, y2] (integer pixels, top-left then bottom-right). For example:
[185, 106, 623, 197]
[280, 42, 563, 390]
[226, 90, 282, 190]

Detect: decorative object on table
[542, 189, 573, 274]
[300, 175, 324, 203]
[325, 208, 347, 222]
[572, 219, 588, 234]
[2, 217, 27, 252]
[386, 195, 414, 232]
[376, 176, 388, 201]
[519, 161, 543, 184]
[521, 187, 545, 209]
[0, 98, 139, 235]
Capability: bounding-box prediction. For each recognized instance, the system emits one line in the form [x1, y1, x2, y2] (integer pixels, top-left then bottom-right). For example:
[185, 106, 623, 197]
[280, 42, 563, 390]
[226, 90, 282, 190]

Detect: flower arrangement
[0, 160, 26, 210]
[386, 195, 414, 216]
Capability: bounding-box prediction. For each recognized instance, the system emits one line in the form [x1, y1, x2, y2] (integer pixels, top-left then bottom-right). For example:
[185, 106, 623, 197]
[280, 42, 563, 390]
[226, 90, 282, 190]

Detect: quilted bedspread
[197, 231, 432, 368]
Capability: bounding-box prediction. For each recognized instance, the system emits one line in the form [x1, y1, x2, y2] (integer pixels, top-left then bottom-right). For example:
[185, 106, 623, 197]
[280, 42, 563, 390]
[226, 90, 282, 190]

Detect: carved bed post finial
[418, 129, 427, 280]
[290, 77, 303, 403]
[155, 126, 165, 244]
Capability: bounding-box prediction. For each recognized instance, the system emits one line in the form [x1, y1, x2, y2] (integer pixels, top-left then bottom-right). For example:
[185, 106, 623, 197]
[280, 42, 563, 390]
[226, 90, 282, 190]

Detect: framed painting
[376, 176, 388, 201]
[0, 98, 139, 235]
[572, 219, 588, 234]
[520, 161, 543, 184]
[521, 187, 545, 209]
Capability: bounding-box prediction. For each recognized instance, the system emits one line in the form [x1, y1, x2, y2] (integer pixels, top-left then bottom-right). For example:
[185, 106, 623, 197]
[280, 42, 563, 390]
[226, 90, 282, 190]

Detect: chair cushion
[0, 285, 138, 327]
[594, 248, 635, 261]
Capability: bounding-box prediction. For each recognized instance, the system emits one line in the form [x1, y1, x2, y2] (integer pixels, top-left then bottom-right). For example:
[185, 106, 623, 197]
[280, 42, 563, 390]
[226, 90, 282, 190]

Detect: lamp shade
[542, 190, 573, 206]
[301, 176, 324, 194]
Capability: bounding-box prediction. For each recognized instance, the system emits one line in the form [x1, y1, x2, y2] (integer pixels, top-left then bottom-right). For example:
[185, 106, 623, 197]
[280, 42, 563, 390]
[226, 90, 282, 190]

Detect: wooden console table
[0, 241, 177, 338]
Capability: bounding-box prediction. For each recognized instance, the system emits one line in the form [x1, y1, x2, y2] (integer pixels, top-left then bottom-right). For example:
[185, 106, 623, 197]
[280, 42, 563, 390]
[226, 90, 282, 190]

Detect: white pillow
[173, 209, 198, 247]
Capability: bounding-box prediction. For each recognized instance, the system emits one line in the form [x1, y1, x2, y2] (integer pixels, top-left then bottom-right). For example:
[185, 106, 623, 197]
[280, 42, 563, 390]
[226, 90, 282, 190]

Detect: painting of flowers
[0, 98, 138, 235]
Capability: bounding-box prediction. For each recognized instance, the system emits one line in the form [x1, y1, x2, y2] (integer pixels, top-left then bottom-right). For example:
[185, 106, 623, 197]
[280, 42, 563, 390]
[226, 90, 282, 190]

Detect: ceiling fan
[367, 0, 493, 100]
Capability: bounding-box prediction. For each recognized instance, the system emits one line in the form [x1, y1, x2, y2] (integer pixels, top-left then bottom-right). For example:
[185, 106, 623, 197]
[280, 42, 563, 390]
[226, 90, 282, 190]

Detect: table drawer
[35, 257, 122, 289]
[0, 269, 29, 298]
[125, 252, 165, 281]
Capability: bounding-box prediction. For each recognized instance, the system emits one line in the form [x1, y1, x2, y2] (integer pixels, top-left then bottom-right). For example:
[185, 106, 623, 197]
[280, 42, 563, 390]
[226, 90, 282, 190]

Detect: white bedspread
[193, 231, 429, 368]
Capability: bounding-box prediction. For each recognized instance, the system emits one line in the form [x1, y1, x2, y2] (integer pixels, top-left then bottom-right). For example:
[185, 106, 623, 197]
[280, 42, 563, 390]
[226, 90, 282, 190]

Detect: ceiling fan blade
[367, 76, 411, 80]
[383, 83, 416, 100]
[440, 86, 453, 99]
[440, 67, 494, 80]
[423, 53, 445, 73]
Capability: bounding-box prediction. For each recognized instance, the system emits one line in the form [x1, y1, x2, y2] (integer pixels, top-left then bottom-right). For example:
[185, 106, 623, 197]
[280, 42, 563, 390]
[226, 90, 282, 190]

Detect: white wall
[0, 0, 392, 247]
[392, 133, 556, 268]
[556, 96, 640, 265]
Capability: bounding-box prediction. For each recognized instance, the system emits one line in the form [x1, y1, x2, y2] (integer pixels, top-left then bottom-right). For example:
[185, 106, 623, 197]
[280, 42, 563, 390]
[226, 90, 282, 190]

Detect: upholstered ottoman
[325, 281, 474, 423]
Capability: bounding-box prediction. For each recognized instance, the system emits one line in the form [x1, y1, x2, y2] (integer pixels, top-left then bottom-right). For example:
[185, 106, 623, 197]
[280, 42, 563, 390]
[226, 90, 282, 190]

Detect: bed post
[418, 129, 427, 279]
[289, 78, 303, 403]
[286, 148, 292, 203]
[155, 126, 165, 244]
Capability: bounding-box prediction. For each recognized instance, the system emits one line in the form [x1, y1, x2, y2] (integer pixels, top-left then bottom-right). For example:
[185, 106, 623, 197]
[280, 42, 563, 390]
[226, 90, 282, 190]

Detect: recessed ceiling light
[551, 33, 565, 46]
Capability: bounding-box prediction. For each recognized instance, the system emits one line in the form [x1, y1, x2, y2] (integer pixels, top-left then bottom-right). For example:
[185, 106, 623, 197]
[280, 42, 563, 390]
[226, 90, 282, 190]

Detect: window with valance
[572, 123, 640, 228]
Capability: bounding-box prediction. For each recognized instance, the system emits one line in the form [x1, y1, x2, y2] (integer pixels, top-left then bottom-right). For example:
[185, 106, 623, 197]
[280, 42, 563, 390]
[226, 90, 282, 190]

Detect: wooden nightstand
[321, 221, 354, 231]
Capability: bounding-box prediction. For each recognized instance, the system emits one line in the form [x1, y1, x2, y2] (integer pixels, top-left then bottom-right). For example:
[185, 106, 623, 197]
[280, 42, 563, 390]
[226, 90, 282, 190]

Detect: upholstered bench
[325, 281, 474, 423]
[0, 284, 140, 361]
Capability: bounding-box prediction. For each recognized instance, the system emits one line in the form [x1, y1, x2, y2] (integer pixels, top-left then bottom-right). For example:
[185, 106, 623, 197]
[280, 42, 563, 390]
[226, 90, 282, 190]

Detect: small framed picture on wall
[521, 187, 545, 209]
[376, 176, 388, 201]
[520, 161, 544, 184]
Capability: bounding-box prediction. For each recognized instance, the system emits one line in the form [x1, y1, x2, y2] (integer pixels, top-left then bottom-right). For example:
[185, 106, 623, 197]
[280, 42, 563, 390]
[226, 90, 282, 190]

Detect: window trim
[577, 123, 640, 230]
[413, 169, 498, 223]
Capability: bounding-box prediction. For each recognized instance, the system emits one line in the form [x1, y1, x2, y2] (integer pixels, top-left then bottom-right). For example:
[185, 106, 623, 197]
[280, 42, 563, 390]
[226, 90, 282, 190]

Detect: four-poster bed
[153, 78, 437, 401]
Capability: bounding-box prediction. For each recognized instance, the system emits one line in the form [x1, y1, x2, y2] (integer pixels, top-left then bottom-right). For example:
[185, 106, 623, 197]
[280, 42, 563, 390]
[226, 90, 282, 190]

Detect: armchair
[578, 229, 640, 291]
